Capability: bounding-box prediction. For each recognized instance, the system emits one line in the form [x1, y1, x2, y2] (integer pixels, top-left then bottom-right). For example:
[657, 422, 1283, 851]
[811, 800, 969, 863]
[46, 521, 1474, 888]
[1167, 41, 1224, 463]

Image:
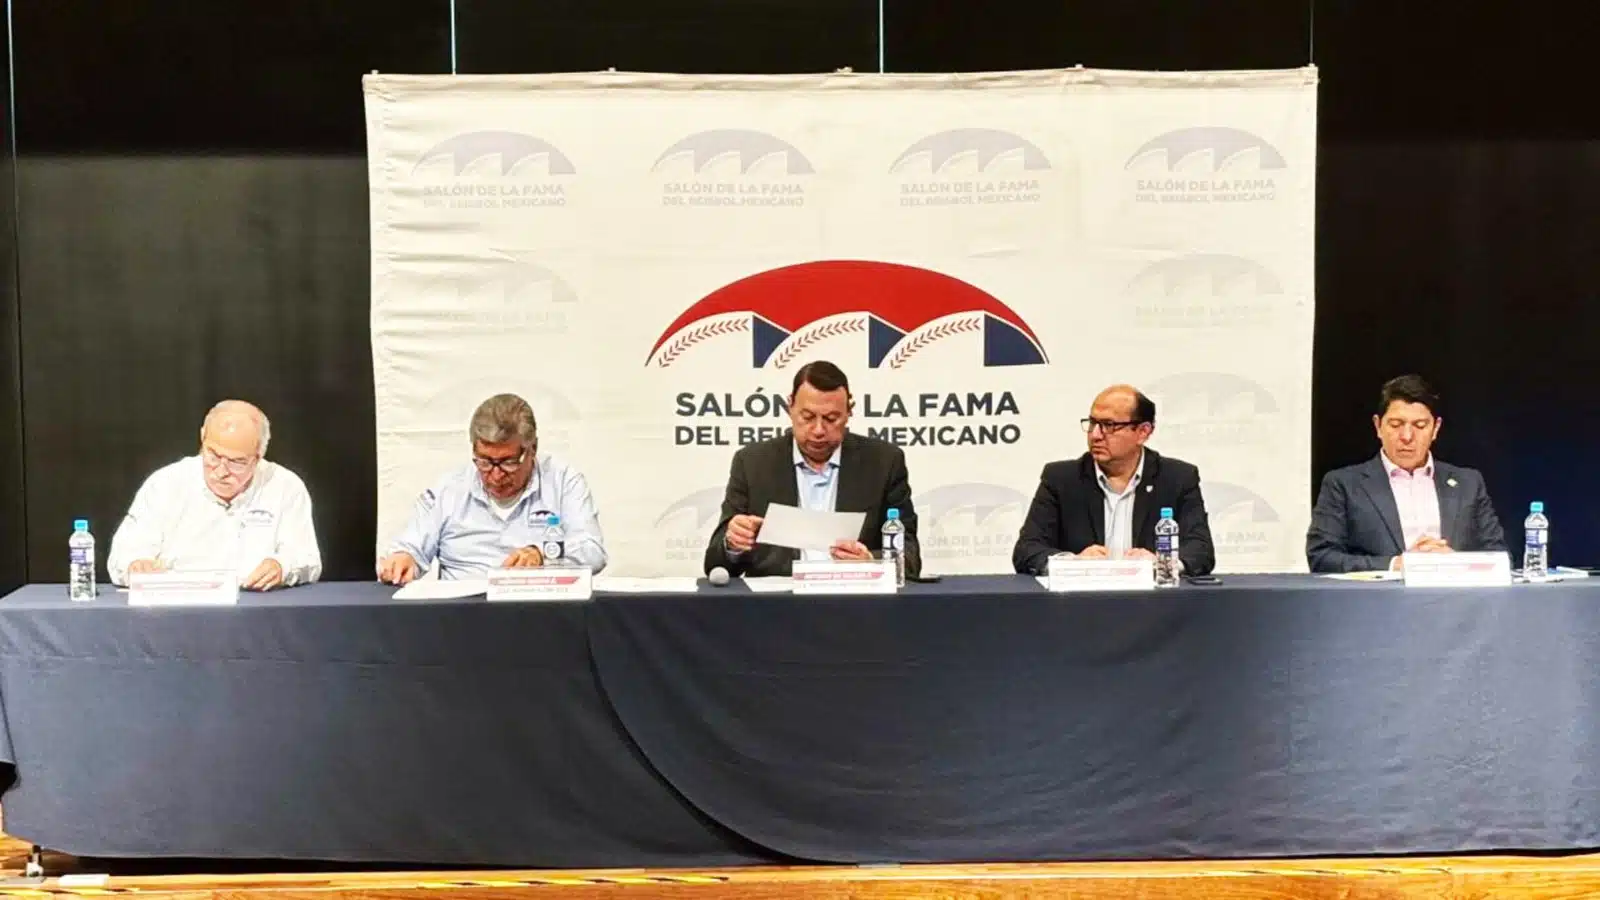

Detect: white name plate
[487, 565, 593, 602]
[1046, 557, 1155, 593]
[128, 571, 240, 607]
[791, 559, 897, 595]
[1402, 551, 1512, 587]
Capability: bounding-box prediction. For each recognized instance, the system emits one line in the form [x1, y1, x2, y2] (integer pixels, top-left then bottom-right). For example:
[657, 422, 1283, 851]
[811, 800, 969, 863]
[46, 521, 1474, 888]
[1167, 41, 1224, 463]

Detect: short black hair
[1133, 390, 1156, 425]
[1378, 374, 1440, 418]
[791, 360, 850, 396]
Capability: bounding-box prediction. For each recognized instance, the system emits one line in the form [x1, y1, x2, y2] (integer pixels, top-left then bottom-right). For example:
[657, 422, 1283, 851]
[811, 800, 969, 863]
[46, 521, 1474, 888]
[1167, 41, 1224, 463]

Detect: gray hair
[205, 400, 271, 456]
[469, 393, 537, 447]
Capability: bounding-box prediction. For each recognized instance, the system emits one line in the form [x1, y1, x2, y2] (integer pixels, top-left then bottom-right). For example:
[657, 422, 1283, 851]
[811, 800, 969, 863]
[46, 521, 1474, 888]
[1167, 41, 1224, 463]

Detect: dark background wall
[1, 13, 23, 594]
[0, 1, 1594, 586]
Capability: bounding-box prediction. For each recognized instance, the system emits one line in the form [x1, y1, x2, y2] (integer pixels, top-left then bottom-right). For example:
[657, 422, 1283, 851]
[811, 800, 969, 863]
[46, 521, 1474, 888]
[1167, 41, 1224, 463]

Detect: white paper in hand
[756, 503, 866, 551]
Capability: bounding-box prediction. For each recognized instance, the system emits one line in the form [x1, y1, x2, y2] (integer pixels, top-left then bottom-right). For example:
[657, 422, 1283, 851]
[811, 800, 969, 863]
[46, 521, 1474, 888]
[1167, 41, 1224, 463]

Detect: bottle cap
[1160, 507, 1173, 519]
[547, 515, 561, 526]
[1530, 501, 1544, 514]
[886, 508, 900, 520]
[73, 519, 88, 532]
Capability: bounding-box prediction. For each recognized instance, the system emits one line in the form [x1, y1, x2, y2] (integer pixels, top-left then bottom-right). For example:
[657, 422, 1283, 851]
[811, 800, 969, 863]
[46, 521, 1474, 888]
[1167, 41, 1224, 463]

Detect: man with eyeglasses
[107, 400, 322, 589]
[377, 392, 606, 584]
[1012, 384, 1215, 576]
[1306, 375, 1505, 573]
[704, 360, 920, 578]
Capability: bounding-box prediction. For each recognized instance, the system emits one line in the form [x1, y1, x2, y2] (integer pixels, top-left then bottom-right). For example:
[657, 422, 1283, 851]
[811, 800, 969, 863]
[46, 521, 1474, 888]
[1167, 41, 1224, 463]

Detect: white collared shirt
[1381, 451, 1442, 550]
[1095, 451, 1146, 559]
[106, 455, 322, 586]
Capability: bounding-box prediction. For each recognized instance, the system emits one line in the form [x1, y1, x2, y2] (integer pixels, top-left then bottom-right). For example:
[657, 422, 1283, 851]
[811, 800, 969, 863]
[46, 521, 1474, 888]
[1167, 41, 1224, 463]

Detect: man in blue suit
[1306, 375, 1506, 573]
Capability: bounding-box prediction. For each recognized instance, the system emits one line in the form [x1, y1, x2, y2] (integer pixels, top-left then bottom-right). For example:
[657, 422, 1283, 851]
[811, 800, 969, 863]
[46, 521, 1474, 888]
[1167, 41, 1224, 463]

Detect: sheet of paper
[1322, 570, 1402, 582]
[392, 578, 488, 600]
[1518, 566, 1591, 583]
[742, 577, 794, 593]
[755, 503, 867, 551]
[593, 576, 702, 593]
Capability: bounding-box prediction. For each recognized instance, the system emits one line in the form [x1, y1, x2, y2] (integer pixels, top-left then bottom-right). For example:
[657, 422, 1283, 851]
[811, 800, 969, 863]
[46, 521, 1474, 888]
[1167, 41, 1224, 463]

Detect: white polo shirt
[106, 455, 322, 587]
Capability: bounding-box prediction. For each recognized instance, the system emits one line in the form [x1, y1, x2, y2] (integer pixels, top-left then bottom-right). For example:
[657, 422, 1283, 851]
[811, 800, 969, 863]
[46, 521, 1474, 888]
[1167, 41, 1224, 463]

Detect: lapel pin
[1145, 484, 1154, 493]
[1447, 478, 1458, 487]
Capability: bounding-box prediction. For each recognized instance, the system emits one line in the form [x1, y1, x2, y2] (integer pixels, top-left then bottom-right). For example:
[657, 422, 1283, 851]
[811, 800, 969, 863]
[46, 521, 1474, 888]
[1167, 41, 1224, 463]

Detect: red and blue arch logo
[646, 261, 1047, 369]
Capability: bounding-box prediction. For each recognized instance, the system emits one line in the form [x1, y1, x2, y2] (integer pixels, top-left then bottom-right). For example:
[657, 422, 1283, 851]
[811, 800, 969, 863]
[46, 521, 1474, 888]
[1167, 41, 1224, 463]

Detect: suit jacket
[1305, 455, 1507, 573]
[1011, 449, 1216, 576]
[704, 432, 921, 578]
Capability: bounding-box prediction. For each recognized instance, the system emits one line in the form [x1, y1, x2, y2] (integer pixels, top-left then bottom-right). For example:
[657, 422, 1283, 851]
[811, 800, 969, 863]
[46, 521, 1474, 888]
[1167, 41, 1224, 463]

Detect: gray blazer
[1305, 455, 1507, 573]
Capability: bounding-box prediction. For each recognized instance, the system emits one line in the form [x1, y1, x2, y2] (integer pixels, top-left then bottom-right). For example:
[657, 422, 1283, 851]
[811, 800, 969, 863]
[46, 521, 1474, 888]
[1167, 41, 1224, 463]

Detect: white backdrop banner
[364, 67, 1318, 576]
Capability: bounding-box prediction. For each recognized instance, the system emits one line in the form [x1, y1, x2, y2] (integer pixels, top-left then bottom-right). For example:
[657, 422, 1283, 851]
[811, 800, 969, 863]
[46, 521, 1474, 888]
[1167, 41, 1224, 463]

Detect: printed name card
[1402, 552, 1512, 588]
[1045, 557, 1155, 593]
[128, 571, 240, 607]
[791, 559, 898, 595]
[486, 565, 593, 602]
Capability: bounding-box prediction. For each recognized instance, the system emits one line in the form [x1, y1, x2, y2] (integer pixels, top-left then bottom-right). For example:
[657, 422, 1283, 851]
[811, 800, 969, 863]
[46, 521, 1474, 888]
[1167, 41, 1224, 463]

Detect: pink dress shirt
[1381, 452, 1442, 550]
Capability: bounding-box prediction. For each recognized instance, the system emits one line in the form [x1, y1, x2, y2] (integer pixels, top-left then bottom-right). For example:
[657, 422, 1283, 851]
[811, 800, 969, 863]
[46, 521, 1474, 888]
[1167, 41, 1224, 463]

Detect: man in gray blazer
[704, 360, 920, 578]
[1306, 375, 1506, 573]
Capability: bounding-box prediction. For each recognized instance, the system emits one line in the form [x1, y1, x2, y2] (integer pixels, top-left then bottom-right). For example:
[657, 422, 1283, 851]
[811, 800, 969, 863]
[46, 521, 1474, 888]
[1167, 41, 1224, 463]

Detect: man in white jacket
[107, 400, 322, 589]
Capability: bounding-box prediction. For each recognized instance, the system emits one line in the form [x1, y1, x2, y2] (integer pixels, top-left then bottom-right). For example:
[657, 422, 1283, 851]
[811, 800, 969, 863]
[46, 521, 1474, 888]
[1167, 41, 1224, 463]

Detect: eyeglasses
[1080, 417, 1144, 434]
[472, 451, 528, 474]
[202, 447, 257, 475]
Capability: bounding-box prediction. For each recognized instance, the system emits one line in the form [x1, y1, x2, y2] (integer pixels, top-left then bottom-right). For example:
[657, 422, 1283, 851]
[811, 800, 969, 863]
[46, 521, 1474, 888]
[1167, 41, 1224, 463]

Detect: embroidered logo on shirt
[243, 509, 275, 527]
[528, 507, 556, 526]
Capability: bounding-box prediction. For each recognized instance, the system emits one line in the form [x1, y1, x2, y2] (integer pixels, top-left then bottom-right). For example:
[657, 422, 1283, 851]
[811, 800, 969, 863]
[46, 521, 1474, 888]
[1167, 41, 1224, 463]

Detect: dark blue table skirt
[4, 575, 1600, 866]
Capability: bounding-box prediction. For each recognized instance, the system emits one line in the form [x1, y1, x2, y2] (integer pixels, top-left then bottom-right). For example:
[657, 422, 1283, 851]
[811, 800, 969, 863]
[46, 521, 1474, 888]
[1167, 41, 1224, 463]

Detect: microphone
[708, 566, 730, 587]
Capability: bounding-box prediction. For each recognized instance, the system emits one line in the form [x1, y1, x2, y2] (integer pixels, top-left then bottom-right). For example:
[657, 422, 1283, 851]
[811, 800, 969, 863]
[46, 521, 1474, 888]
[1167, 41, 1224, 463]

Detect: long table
[3, 576, 1600, 867]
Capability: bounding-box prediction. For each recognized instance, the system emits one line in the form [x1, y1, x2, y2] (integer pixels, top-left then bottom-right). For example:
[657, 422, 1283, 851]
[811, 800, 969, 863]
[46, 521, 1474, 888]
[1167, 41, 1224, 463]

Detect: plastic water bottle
[1523, 501, 1549, 582]
[541, 514, 566, 565]
[881, 508, 906, 587]
[1154, 507, 1180, 588]
[69, 519, 96, 601]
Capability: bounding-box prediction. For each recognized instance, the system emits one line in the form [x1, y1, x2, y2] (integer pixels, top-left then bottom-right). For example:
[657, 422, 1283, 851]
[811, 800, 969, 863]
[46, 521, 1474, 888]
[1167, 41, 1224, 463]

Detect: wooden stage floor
[6, 833, 1600, 899]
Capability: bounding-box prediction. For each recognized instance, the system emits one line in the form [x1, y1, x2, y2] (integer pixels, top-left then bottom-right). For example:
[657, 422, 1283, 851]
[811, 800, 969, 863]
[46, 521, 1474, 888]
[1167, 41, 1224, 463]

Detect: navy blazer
[1305, 455, 1507, 573]
[1011, 449, 1216, 576]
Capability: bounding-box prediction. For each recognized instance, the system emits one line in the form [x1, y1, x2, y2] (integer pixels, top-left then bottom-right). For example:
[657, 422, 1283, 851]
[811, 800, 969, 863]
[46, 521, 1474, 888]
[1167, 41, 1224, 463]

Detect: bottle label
[541, 540, 564, 561]
[884, 532, 904, 553]
[1156, 535, 1176, 554]
[1525, 528, 1547, 548]
[70, 548, 91, 565]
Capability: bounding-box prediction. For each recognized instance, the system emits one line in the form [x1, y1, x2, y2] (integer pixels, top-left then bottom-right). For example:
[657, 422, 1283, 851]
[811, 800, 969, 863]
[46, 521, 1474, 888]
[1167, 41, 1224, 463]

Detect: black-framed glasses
[472, 450, 528, 474]
[1081, 417, 1144, 434]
